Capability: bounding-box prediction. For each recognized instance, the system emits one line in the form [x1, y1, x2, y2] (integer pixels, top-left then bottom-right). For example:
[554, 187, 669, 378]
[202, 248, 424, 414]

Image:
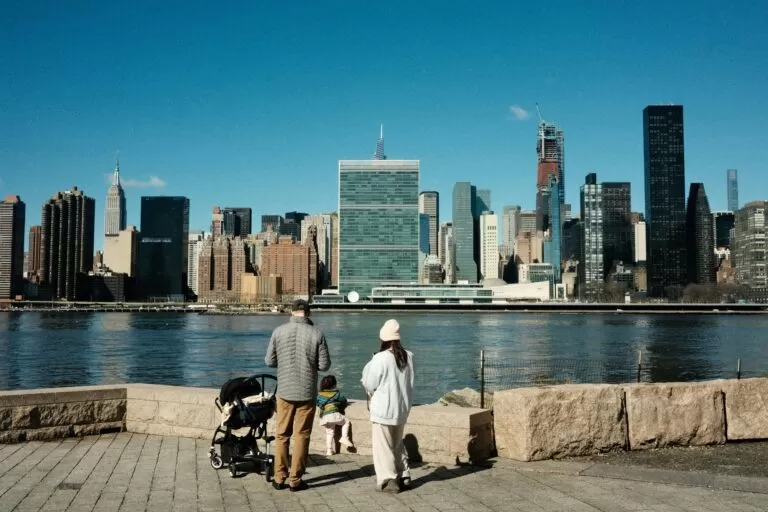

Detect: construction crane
[536, 103, 544, 124]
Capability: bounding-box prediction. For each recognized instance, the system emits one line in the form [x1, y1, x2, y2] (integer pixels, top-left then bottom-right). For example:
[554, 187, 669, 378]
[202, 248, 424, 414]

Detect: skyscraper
[536, 120, 565, 231]
[103, 226, 139, 277]
[338, 139, 419, 298]
[223, 207, 252, 237]
[727, 169, 739, 212]
[301, 214, 333, 289]
[686, 183, 715, 284]
[28, 225, 41, 277]
[104, 157, 127, 236]
[712, 211, 735, 249]
[453, 182, 477, 283]
[261, 215, 284, 233]
[0, 196, 26, 300]
[418, 191, 439, 255]
[602, 182, 632, 272]
[479, 211, 499, 280]
[473, 189, 491, 281]
[40, 187, 96, 300]
[419, 213, 430, 256]
[211, 207, 224, 239]
[579, 174, 603, 299]
[545, 177, 562, 281]
[137, 196, 190, 300]
[282, 211, 308, 240]
[372, 124, 385, 160]
[732, 201, 768, 289]
[502, 205, 521, 249]
[644, 105, 687, 297]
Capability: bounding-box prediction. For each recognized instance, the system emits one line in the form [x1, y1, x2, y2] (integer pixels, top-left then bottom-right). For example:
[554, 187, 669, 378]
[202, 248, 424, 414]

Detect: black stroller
[208, 374, 277, 479]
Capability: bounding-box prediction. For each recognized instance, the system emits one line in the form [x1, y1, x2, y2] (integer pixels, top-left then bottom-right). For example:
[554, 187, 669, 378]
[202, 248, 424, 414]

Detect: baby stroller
[208, 373, 277, 479]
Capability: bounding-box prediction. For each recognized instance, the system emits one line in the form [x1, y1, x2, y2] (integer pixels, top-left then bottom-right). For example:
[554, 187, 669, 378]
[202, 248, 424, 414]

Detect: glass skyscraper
[338, 159, 419, 299]
[686, 183, 715, 284]
[138, 196, 190, 301]
[453, 182, 477, 283]
[644, 105, 687, 297]
[579, 173, 603, 299]
[545, 176, 562, 281]
[727, 169, 738, 212]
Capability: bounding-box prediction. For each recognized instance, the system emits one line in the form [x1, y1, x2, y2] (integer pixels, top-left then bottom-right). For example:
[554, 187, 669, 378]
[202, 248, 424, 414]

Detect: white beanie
[379, 319, 400, 341]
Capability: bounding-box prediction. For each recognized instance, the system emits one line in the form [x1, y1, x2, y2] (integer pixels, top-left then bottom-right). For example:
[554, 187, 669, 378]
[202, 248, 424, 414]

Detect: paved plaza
[2, 433, 768, 511]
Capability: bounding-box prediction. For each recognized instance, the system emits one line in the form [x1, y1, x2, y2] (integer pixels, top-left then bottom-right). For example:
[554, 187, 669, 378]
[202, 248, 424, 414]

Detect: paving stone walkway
[2, 433, 768, 511]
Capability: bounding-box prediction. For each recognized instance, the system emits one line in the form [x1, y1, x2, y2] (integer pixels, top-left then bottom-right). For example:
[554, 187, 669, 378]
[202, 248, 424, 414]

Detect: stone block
[127, 400, 158, 423]
[494, 384, 626, 461]
[94, 400, 127, 423]
[73, 422, 124, 437]
[0, 430, 26, 443]
[38, 402, 94, 427]
[157, 403, 214, 430]
[721, 378, 768, 440]
[626, 382, 726, 450]
[54, 387, 127, 403]
[0, 407, 11, 430]
[12, 405, 41, 429]
[26, 426, 74, 441]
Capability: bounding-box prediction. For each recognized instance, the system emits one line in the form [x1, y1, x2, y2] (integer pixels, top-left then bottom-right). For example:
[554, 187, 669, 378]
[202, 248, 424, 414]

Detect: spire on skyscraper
[113, 153, 121, 186]
[373, 124, 386, 160]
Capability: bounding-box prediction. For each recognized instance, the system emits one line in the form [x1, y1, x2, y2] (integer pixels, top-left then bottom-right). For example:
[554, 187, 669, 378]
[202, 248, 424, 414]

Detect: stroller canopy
[218, 376, 263, 405]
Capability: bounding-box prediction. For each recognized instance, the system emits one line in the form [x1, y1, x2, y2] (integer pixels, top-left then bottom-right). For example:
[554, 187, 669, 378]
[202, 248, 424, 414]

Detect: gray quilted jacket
[265, 316, 331, 401]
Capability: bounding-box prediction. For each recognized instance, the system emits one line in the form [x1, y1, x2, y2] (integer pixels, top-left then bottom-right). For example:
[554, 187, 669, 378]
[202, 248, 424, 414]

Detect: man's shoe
[376, 479, 400, 493]
[289, 481, 309, 492]
[271, 481, 287, 490]
[399, 476, 412, 490]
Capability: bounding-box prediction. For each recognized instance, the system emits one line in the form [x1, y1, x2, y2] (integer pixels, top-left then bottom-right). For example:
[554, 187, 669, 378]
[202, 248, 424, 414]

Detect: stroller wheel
[210, 455, 223, 470]
[229, 463, 237, 478]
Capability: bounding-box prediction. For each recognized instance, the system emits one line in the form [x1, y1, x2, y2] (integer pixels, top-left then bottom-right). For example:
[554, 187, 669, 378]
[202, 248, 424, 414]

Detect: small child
[316, 375, 354, 455]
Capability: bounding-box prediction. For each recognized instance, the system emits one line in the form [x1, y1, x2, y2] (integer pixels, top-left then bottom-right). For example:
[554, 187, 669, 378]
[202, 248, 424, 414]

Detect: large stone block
[12, 406, 41, 429]
[73, 422, 124, 437]
[38, 402, 94, 427]
[0, 430, 26, 444]
[94, 400, 127, 423]
[626, 382, 725, 450]
[26, 426, 74, 441]
[494, 384, 626, 461]
[722, 378, 768, 440]
[0, 407, 11, 430]
[157, 403, 214, 430]
[127, 400, 158, 423]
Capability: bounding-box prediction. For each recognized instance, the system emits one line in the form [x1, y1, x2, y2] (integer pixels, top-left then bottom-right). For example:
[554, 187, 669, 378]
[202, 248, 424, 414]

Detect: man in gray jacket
[265, 299, 331, 491]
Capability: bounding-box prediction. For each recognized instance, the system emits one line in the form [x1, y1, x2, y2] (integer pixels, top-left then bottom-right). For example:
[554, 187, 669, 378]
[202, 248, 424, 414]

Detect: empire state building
[105, 157, 127, 236]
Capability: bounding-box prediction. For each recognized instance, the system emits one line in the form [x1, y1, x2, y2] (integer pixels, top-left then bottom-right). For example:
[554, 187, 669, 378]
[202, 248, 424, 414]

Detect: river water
[1, 312, 766, 404]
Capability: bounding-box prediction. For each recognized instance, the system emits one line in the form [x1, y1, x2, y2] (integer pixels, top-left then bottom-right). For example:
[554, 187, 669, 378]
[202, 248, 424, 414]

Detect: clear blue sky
[2, 1, 767, 249]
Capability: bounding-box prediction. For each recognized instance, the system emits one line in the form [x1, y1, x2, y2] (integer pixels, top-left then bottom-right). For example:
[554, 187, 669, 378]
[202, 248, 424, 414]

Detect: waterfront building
[727, 169, 739, 213]
[187, 231, 205, 296]
[137, 196, 189, 301]
[339, 154, 419, 298]
[502, 205, 521, 251]
[420, 255, 443, 284]
[261, 236, 318, 299]
[40, 187, 96, 301]
[713, 211, 735, 249]
[561, 218, 581, 262]
[261, 215, 284, 233]
[301, 214, 333, 289]
[453, 182, 477, 283]
[78, 270, 128, 302]
[442, 223, 456, 284]
[518, 263, 556, 296]
[0, 195, 26, 300]
[240, 274, 282, 303]
[479, 211, 499, 281]
[732, 201, 768, 288]
[368, 281, 550, 304]
[633, 221, 647, 263]
[686, 183, 715, 284]
[211, 207, 224, 239]
[330, 212, 339, 287]
[104, 157, 126, 237]
[28, 225, 41, 279]
[579, 173, 604, 300]
[419, 191, 439, 256]
[644, 104, 687, 297]
[103, 226, 139, 277]
[223, 207, 252, 237]
[602, 182, 632, 273]
[197, 237, 249, 302]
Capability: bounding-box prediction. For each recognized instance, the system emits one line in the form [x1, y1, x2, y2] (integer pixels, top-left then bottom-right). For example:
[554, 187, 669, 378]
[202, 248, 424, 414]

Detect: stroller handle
[245, 373, 278, 397]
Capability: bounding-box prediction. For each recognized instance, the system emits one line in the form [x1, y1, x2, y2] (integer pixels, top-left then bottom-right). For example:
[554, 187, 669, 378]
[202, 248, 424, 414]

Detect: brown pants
[274, 397, 316, 486]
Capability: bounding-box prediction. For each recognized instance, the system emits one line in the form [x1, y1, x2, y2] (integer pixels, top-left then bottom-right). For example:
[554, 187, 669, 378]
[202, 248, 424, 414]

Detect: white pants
[321, 414, 352, 451]
[371, 422, 410, 487]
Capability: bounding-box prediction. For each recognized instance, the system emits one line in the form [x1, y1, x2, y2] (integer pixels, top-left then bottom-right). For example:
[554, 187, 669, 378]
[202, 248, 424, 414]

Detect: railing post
[636, 350, 643, 383]
[737, 358, 742, 380]
[480, 349, 486, 409]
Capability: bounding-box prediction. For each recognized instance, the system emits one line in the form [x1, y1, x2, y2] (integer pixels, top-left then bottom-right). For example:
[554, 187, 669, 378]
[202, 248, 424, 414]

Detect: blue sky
[2, 1, 767, 249]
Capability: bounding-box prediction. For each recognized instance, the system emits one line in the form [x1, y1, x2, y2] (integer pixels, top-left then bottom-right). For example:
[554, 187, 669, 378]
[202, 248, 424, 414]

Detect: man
[265, 299, 331, 491]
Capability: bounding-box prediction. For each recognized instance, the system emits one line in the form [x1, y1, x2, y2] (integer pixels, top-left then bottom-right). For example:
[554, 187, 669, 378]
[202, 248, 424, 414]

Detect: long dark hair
[380, 340, 408, 371]
[320, 375, 337, 391]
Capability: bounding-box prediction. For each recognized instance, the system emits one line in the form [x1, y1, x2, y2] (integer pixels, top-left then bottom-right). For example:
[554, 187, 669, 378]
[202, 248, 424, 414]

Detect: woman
[361, 318, 414, 493]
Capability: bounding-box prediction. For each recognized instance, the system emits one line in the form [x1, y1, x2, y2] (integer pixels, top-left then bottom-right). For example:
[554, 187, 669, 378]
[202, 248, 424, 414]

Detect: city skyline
[3, 3, 766, 244]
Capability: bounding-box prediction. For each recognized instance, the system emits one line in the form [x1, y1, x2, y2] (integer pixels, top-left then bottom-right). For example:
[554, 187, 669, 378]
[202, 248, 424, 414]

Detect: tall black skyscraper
[138, 197, 189, 300]
[0, 195, 26, 300]
[282, 211, 308, 240]
[686, 184, 715, 284]
[222, 207, 252, 237]
[713, 211, 735, 249]
[602, 182, 632, 274]
[644, 105, 687, 297]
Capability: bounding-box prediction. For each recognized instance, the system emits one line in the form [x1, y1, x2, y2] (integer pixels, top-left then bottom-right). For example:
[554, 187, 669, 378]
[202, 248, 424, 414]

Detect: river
[1, 312, 766, 404]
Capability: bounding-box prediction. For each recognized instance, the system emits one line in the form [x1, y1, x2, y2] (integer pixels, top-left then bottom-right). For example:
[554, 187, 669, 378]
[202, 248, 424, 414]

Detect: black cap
[292, 299, 310, 314]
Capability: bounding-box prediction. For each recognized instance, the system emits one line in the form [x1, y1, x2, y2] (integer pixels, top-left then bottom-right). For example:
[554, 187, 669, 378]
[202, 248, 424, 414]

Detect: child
[316, 375, 354, 455]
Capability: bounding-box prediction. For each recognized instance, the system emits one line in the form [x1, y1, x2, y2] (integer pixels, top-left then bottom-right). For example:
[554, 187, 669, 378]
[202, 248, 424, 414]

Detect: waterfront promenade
[2, 433, 768, 511]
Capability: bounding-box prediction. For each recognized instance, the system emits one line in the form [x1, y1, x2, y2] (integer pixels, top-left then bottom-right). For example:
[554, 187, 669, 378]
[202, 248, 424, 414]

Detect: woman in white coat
[361, 318, 414, 493]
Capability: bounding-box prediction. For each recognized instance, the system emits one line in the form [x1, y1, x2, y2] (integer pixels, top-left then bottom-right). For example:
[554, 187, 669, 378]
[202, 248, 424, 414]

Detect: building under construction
[535, 108, 565, 232]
